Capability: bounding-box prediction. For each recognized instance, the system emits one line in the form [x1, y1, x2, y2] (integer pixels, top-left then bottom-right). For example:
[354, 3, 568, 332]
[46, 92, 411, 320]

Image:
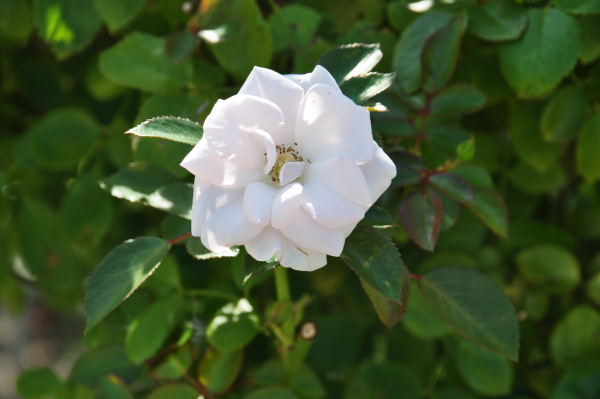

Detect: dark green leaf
[419, 266, 520, 360]
[147, 384, 198, 399]
[541, 85, 588, 143]
[360, 275, 408, 328]
[550, 305, 600, 367]
[0, 0, 33, 42]
[456, 341, 513, 396]
[391, 150, 425, 186]
[393, 10, 454, 93]
[99, 32, 193, 92]
[97, 375, 132, 399]
[246, 387, 299, 399]
[340, 72, 395, 104]
[464, 185, 508, 237]
[254, 360, 325, 399]
[198, 348, 243, 394]
[516, 245, 580, 294]
[509, 162, 567, 194]
[499, 8, 580, 97]
[128, 116, 202, 146]
[206, 298, 261, 352]
[93, 0, 144, 32]
[70, 346, 140, 387]
[403, 280, 451, 340]
[581, 15, 600, 63]
[341, 225, 407, 302]
[553, 0, 600, 15]
[430, 85, 486, 117]
[269, 4, 321, 51]
[576, 113, 600, 183]
[84, 237, 170, 330]
[165, 30, 198, 63]
[399, 190, 443, 251]
[468, 0, 527, 41]
[345, 361, 423, 399]
[318, 43, 382, 83]
[16, 367, 62, 399]
[153, 348, 192, 380]
[429, 172, 474, 204]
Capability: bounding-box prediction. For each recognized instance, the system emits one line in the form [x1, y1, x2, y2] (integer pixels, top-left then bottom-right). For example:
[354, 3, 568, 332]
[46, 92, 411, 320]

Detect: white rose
[180, 65, 396, 271]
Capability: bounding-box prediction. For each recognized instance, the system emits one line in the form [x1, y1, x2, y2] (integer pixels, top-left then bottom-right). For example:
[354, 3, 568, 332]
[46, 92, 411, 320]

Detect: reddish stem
[409, 273, 422, 281]
[169, 232, 191, 245]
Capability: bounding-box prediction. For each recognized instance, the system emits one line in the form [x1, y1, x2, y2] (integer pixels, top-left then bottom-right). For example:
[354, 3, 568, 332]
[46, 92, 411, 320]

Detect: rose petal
[278, 208, 346, 256]
[245, 226, 282, 262]
[180, 138, 263, 188]
[271, 182, 304, 230]
[286, 65, 340, 93]
[279, 161, 305, 186]
[303, 156, 372, 206]
[280, 237, 327, 272]
[243, 182, 276, 226]
[239, 67, 304, 145]
[295, 83, 373, 163]
[360, 141, 397, 201]
[301, 183, 366, 229]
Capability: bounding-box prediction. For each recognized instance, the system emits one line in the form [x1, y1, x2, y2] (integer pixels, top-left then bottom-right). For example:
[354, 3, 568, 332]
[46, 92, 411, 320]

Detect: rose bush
[181, 65, 396, 270]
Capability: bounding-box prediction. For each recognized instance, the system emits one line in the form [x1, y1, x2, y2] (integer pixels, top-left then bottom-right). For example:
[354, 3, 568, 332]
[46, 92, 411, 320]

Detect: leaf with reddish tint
[399, 190, 443, 251]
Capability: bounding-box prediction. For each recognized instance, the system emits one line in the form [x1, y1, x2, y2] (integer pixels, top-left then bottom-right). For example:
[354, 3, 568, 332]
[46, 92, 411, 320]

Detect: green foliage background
[1, 0, 600, 398]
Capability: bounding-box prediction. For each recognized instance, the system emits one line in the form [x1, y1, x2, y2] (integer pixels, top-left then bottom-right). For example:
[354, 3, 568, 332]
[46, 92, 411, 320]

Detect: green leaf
[135, 94, 205, 124]
[550, 305, 600, 367]
[403, 280, 451, 340]
[269, 4, 321, 51]
[541, 85, 588, 143]
[509, 162, 567, 194]
[308, 314, 364, 373]
[84, 237, 170, 330]
[206, 298, 261, 352]
[153, 347, 192, 380]
[33, 0, 101, 58]
[70, 346, 140, 387]
[99, 32, 193, 92]
[516, 245, 581, 294]
[553, 0, 600, 15]
[97, 375, 132, 399]
[586, 272, 600, 306]
[509, 101, 563, 173]
[576, 113, 600, 183]
[254, 360, 325, 399]
[341, 225, 407, 302]
[430, 85, 486, 117]
[399, 190, 443, 251]
[429, 172, 474, 205]
[581, 15, 600, 63]
[360, 275, 408, 328]
[198, 348, 243, 394]
[16, 367, 62, 399]
[318, 43, 383, 83]
[393, 9, 454, 93]
[340, 72, 395, 104]
[60, 175, 112, 245]
[423, 14, 467, 92]
[499, 8, 580, 97]
[28, 108, 100, 171]
[165, 30, 198, 63]
[246, 387, 299, 399]
[345, 361, 423, 399]
[93, 0, 144, 32]
[468, 0, 527, 42]
[127, 116, 203, 146]
[0, 0, 33, 42]
[125, 294, 183, 364]
[419, 266, 520, 361]
[147, 384, 198, 399]
[456, 341, 513, 396]
[464, 185, 508, 237]
[186, 237, 239, 259]
[391, 150, 425, 186]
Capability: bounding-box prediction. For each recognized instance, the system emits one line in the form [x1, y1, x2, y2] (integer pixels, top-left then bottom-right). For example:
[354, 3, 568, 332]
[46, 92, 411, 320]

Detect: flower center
[268, 143, 305, 185]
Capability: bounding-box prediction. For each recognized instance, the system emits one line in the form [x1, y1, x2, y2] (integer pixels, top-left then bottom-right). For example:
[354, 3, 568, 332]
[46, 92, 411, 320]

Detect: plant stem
[274, 266, 291, 302]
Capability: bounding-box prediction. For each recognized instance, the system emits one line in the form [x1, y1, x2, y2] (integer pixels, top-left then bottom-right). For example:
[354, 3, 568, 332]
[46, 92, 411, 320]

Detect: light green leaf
[206, 298, 261, 352]
[550, 305, 600, 367]
[419, 266, 520, 361]
[456, 341, 513, 396]
[198, 348, 243, 394]
[269, 4, 321, 51]
[128, 116, 202, 146]
[125, 294, 183, 364]
[70, 346, 140, 387]
[147, 384, 198, 399]
[499, 8, 580, 97]
[553, 0, 600, 15]
[393, 9, 454, 93]
[516, 245, 580, 294]
[340, 72, 395, 104]
[576, 113, 600, 183]
[28, 108, 100, 171]
[33, 0, 101, 58]
[84, 237, 170, 330]
[430, 84, 486, 117]
[468, 0, 527, 41]
[16, 367, 62, 399]
[153, 348, 192, 380]
[341, 225, 408, 302]
[319, 43, 383, 83]
[93, 0, 144, 32]
[97, 375, 132, 399]
[541, 85, 588, 143]
[99, 32, 193, 92]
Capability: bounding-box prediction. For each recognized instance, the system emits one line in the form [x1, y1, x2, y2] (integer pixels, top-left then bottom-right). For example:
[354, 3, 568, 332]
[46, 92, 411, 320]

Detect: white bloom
[180, 66, 396, 271]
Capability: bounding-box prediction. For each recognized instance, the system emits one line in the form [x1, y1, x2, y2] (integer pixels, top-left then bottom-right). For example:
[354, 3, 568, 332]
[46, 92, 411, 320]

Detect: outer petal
[301, 183, 366, 229]
[243, 182, 276, 227]
[239, 67, 304, 145]
[180, 138, 263, 188]
[245, 226, 282, 262]
[203, 94, 283, 169]
[360, 142, 397, 201]
[280, 237, 328, 272]
[295, 83, 374, 163]
[286, 65, 340, 93]
[271, 183, 304, 230]
[303, 156, 372, 207]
